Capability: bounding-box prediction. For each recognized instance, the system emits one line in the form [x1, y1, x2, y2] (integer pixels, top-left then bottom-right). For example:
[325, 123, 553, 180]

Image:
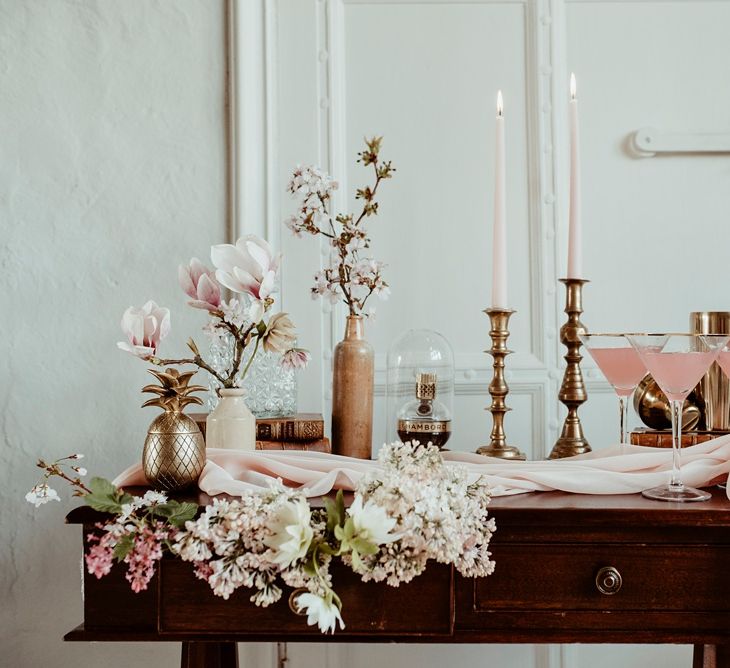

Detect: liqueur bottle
[396, 373, 452, 448]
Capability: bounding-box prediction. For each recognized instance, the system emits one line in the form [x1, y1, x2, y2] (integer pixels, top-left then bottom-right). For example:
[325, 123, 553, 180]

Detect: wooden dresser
[65, 490, 730, 668]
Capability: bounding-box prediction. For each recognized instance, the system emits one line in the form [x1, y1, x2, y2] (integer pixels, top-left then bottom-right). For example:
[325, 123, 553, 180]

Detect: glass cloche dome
[385, 329, 455, 448]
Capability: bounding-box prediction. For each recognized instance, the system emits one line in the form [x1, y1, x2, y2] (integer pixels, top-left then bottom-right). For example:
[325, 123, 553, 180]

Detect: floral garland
[27, 442, 495, 634]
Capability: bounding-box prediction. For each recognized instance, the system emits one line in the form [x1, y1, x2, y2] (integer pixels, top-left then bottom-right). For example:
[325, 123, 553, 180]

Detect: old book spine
[256, 438, 331, 453]
[629, 430, 714, 448]
[256, 418, 324, 442]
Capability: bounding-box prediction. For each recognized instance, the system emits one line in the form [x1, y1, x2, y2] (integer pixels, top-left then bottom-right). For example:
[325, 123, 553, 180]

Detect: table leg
[693, 645, 730, 668]
[180, 641, 239, 668]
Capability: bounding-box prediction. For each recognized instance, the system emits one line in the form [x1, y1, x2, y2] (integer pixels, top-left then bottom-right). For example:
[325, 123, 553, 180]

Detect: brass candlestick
[476, 308, 526, 460]
[548, 278, 591, 459]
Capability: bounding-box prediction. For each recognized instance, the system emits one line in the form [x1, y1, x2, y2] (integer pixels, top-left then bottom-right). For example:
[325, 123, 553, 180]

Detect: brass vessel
[691, 311, 730, 431]
[141, 368, 206, 491]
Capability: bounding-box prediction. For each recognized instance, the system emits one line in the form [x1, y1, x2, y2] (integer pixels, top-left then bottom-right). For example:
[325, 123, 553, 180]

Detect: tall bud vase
[332, 315, 374, 459]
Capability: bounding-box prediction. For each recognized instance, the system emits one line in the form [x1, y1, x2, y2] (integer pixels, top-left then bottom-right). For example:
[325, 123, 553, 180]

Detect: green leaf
[112, 533, 135, 561]
[351, 549, 363, 571]
[85, 477, 126, 514]
[324, 490, 345, 534]
[151, 501, 198, 528]
[351, 537, 378, 556]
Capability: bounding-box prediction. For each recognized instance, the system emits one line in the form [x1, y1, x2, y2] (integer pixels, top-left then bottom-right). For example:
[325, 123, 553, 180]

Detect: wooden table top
[65, 485, 730, 527]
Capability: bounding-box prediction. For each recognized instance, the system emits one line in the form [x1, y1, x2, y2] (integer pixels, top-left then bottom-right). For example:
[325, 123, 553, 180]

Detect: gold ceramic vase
[331, 315, 374, 459]
[140, 368, 207, 491]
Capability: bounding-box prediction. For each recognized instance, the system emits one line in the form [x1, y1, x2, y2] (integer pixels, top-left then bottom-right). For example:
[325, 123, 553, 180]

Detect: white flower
[347, 496, 398, 545]
[118, 503, 135, 522]
[263, 497, 314, 568]
[295, 592, 345, 634]
[220, 299, 249, 329]
[25, 483, 60, 508]
[72, 466, 87, 476]
[142, 490, 168, 505]
[210, 235, 280, 312]
[71, 453, 84, 460]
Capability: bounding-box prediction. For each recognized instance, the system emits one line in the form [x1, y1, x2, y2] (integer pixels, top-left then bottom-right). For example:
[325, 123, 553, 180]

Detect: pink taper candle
[491, 90, 507, 308]
[567, 73, 582, 278]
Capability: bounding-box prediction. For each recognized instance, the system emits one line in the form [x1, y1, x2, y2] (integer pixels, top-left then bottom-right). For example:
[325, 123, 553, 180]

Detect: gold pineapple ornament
[141, 368, 207, 491]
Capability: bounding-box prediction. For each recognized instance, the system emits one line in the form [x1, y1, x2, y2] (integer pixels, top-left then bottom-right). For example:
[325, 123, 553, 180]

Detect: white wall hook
[632, 127, 730, 156]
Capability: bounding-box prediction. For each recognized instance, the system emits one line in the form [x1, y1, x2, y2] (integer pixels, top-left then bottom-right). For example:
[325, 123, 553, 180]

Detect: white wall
[3, 1, 729, 667]
[266, 1, 730, 667]
[0, 1, 226, 666]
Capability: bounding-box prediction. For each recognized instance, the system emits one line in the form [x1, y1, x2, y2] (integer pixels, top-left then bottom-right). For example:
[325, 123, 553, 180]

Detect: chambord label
[397, 419, 451, 434]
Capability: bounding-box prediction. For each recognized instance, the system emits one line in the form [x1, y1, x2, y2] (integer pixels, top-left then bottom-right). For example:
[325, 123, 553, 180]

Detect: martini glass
[579, 333, 646, 446]
[627, 333, 729, 502]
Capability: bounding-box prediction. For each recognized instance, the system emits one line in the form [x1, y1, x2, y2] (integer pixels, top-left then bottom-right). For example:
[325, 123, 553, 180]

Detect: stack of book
[191, 413, 330, 453]
[630, 428, 718, 448]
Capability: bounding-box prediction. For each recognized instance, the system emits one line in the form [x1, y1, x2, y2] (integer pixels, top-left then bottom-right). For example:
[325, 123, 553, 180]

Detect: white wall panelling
[232, 1, 730, 667]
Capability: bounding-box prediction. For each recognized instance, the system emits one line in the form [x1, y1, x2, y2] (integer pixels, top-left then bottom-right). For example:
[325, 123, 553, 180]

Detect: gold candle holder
[548, 278, 591, 459]
[476, 308, 526, 460]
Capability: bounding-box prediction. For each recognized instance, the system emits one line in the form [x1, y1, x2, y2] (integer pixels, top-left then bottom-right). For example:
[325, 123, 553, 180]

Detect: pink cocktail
[642, 351, 719, 402]
[580, 334, 647, 446]
[627, 333, 729, 503]
[588, 347, 646, 397]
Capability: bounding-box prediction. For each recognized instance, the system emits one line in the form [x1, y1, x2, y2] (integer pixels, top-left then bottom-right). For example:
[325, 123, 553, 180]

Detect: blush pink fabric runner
[113, 436, 730, 499]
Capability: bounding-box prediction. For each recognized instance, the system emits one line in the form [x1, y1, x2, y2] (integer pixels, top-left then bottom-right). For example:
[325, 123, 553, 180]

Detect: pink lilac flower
[123, 524, 168, 593]
[85, 532, 116, 579]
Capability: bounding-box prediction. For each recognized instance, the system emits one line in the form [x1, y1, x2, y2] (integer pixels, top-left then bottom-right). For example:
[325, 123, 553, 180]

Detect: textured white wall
[0, 1, 226, 666]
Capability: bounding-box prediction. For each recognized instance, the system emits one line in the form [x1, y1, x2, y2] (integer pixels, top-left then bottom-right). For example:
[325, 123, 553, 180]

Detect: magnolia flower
[178, 258, 221, 312]
[117, 301, 170, 359]
[25, 483, 60, 508]
[263, 497, 313, 568]
[262, 313, 296, 354]
[211, 235, 280, 322]
[295, 592, 345, 634]
[281, 348, 310, 371]
[347, 496, 398, 546]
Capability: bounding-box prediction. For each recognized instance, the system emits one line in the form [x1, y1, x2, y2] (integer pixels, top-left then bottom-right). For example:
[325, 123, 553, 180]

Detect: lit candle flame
[497, 90, 503, 117]
[570, 73, 577, 100]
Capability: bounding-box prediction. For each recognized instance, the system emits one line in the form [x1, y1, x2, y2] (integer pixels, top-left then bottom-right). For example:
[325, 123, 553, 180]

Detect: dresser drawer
[471, 543, 730, 613]
[158, 560, 454, 636]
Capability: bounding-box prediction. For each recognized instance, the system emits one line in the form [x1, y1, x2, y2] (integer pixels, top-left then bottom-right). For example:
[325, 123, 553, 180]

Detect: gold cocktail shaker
[691, 311, 730, 431]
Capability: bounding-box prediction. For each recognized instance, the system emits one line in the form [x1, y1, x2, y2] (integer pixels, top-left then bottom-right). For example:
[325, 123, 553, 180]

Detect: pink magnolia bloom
[178, 258, 221, 312]
[211, 235, 281, 321]
[281, 348, 311, 371]
[117, 300, 170, 359]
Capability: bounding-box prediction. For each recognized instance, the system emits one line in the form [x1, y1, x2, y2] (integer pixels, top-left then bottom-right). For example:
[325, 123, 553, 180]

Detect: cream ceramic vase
[206, 388, 256, 450]
[331, 315, 374, 459]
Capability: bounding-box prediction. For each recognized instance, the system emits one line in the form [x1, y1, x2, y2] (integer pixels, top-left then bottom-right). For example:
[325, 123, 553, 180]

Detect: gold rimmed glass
[627, 333, 729, 502]
[579, 333, 646, 447]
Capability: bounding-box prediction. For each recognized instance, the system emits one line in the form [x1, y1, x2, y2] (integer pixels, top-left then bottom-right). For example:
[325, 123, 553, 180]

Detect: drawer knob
[595, 566, 622, 595]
